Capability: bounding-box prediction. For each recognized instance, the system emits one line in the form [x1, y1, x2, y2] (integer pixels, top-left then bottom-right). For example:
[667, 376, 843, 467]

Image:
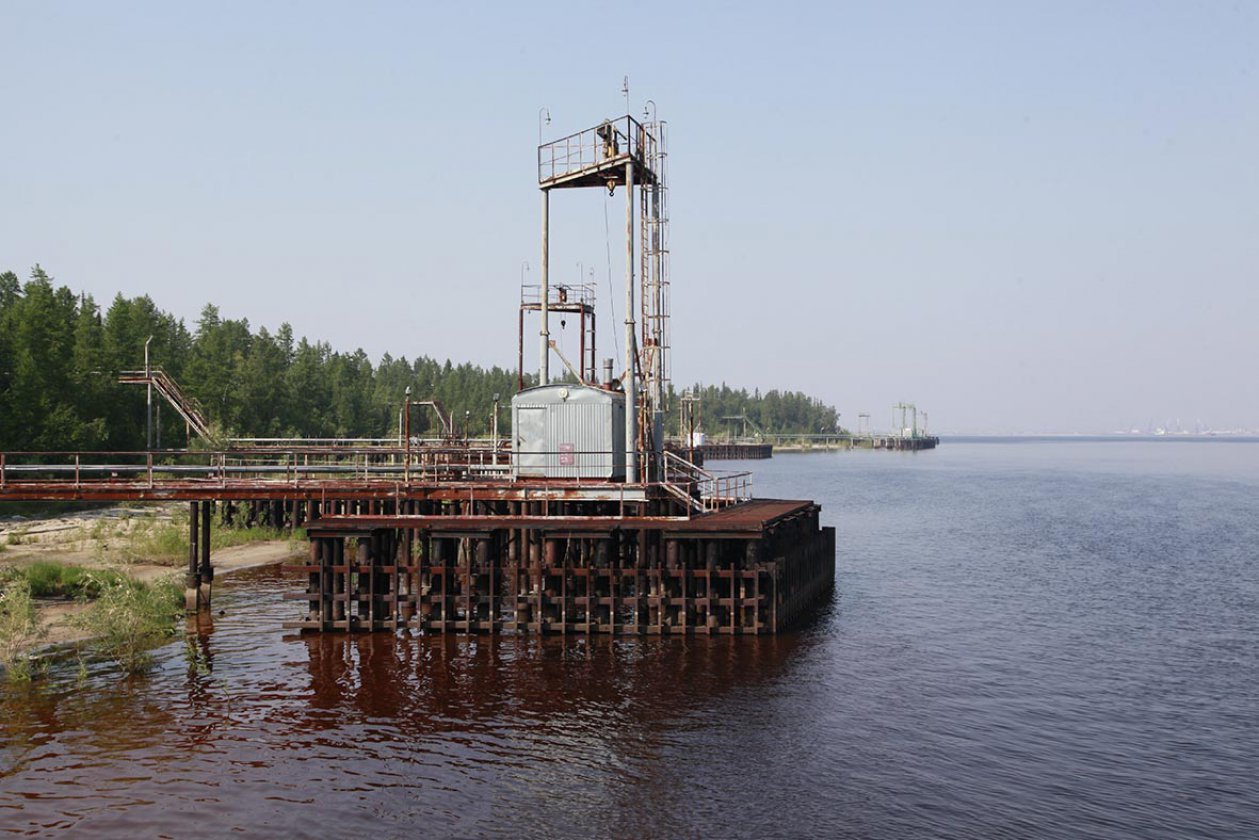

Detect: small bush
[126, 520, 188, 562]
[22, 561, 64, 596]
[21, 561, 127, 599]
[74, 577, 182, 674]
[0, 579, 44, 681]
[0, 567, 21, 590]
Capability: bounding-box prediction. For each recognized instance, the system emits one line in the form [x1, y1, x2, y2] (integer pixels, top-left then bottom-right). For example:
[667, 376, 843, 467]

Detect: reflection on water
[4, 440, 1258, 838]
[2, 566, 818, 837]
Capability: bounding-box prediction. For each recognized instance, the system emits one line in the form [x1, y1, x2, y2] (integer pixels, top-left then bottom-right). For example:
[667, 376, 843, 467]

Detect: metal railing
[0, 446, 754, 510]
[538, 115, 657, 185]
[662, 450, 752, 513]
[520, 283, 597, 308]
[0, 446, 513, 489]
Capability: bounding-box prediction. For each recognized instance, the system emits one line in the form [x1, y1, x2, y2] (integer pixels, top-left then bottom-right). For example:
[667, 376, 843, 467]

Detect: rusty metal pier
[289, 498, 832, 634]
[0, 105, 836, 635]
[0, 447, 834, 634]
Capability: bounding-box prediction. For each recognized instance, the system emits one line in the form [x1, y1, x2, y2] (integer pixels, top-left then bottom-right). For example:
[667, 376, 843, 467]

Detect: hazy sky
[3, 2, 1256, 434]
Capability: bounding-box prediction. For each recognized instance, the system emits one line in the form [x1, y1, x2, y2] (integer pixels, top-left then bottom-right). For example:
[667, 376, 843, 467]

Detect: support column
[185, 501, 200, 612]
[650, 176, 665, 483]
[540, 188, 550, 386]
[198, 500, 213, 611]
[624, 161, 638, 482]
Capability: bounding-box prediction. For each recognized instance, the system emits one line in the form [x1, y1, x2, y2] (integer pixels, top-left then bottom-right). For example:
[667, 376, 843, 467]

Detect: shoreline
[1, 507, 302, 660]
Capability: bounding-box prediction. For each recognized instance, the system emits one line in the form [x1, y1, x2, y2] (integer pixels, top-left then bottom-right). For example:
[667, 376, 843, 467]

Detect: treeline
[0, 266, 840, 450]
[673, 382, 842, 437]
[0, 267, 520, 450]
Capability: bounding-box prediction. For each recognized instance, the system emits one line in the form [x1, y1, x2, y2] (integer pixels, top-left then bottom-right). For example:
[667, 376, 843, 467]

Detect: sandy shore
[1, 506, 302, 650]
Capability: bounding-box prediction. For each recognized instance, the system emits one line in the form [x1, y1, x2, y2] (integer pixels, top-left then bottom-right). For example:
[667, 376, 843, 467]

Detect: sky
[2, 1, 1256, 434]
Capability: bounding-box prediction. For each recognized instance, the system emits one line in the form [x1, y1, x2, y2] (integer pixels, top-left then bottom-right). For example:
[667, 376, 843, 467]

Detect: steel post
[185, 501, 199, 612]
[199, 500, 213, 610]
[145, 336, 153, 451]
[540, 188, 550, 386]
[625, 161, 638, 482]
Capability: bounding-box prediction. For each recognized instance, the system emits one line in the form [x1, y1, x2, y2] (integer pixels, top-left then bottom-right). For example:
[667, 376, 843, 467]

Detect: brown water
[3, 440, 1258, 838]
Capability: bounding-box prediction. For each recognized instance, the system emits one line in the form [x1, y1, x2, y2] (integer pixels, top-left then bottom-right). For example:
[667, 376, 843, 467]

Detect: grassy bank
[0, 508, 303, 683]
[0, 564, 181, 680]
[114, 514, 302, 564]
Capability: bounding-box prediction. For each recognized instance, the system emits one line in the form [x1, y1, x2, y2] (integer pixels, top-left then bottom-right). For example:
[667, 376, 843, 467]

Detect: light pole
[144, 335, 153, 450]
[403, 386, 411, 481]
[538, 106, 550, 145]
[491, 392, 500, 465]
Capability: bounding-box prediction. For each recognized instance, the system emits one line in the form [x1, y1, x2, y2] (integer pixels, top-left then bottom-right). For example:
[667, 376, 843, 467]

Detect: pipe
[625, 160, 638, 482]
[145, 335, 153, 450]
[540, 189, 550, 386]
[603, 358, 614, 388]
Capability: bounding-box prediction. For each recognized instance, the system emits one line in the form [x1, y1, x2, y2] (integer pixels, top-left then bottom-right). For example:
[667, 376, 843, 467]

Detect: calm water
[3, 439, 1257, 838]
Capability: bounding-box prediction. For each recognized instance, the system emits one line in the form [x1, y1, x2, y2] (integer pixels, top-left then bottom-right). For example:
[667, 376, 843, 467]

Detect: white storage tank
[512, 384, 626, 480]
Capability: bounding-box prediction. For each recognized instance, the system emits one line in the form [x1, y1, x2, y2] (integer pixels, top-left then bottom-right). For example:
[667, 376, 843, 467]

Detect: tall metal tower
[536, 113, 665, 482]
[641, 105, 671, 418]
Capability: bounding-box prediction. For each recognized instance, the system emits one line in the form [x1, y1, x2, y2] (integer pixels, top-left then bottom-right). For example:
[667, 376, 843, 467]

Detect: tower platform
[538, 115, 660, 190]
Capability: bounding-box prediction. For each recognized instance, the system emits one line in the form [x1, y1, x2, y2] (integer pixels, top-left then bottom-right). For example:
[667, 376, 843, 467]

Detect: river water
[2, 439, 1257, 838]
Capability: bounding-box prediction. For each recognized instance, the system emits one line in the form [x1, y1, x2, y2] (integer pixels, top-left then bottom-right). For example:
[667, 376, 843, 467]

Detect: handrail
[0, 446, 754, 509]
[538, 115, 658, 185]
[118, 367, 213, 439]
[662, 450, 751, 512]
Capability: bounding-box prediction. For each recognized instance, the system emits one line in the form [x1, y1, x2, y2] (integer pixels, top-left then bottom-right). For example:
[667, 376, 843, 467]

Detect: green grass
[0, 578, 44, 682]
[86, 509, 300, 565]
[0, 561, 184, 679]
[73, 577, 183, 674]
[125, 519, 299, 563]
[20, 561, 128, 599]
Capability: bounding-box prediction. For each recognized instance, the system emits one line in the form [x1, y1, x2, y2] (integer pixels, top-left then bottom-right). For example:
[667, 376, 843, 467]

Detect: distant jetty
[686, 402, 939, 459]
[774, 433, 940, 452]
[689, 433, 941, 460]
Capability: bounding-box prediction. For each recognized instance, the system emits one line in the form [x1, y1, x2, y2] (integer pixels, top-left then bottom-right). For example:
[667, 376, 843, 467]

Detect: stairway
[118, 368, 213, 441]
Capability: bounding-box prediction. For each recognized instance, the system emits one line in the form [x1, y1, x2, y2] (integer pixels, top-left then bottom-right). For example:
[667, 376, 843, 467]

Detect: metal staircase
[119, 367, 214, 442]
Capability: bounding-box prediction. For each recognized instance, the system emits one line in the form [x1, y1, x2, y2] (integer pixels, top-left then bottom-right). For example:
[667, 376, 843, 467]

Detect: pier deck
[1, 447, 835, 634]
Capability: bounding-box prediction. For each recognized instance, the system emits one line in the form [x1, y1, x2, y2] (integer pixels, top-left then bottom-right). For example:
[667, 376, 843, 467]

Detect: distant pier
[698, 442, 773, 460]
[694, 434, 941, 459]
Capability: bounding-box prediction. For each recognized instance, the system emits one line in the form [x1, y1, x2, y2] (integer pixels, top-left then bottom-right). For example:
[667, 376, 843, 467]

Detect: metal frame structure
[517, 283, 597, 389]
[536, 114, 669, 484]
[0, 105, 837, 635]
